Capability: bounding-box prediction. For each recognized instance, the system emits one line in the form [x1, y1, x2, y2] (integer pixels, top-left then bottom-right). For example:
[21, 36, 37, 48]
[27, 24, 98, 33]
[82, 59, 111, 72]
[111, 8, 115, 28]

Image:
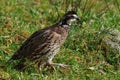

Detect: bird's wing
[10, 28, 52, 60]
[11, 26, 61, 60]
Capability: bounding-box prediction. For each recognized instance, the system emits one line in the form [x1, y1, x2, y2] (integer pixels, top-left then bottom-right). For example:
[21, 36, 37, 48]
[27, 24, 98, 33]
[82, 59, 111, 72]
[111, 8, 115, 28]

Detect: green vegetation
[0, 0, 120, 79]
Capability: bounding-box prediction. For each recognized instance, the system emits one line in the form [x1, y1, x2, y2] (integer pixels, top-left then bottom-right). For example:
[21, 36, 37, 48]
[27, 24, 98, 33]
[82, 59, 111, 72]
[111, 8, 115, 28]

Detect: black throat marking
[58, 21, 70, 29]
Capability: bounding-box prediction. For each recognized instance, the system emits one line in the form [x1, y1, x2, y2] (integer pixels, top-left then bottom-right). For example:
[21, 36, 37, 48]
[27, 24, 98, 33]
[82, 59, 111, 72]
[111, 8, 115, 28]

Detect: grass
[0, 0, 120, 79]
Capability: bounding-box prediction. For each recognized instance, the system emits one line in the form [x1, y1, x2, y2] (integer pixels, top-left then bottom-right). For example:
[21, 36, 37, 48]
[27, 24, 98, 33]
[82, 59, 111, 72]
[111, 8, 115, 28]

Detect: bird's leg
[47, 59, 72, 69]
[38, 62, 46, 72]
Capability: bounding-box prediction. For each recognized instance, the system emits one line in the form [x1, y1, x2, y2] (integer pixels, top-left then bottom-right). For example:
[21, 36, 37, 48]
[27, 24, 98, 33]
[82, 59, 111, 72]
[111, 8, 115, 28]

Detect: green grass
[0, 0, 120, 79]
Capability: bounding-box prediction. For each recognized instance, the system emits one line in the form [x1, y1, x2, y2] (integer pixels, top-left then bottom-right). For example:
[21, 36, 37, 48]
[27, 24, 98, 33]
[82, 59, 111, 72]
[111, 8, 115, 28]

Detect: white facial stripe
[73, 14, 78, 18]
[70, 19, 76, 21]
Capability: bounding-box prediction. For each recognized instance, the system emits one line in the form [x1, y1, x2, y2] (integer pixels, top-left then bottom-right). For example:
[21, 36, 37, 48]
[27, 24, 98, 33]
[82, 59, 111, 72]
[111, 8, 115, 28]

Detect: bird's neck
[56, 20, 70, 31]
[58, 19, 70, 26]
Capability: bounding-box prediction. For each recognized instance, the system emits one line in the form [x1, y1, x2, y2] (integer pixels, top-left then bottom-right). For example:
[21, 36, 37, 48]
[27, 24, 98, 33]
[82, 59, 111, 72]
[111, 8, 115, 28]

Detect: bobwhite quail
[8, 10, 80, 71]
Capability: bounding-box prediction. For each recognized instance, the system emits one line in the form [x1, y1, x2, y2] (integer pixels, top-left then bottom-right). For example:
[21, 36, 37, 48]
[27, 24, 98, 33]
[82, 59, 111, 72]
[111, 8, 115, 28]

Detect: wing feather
[10, 29, 51, 60]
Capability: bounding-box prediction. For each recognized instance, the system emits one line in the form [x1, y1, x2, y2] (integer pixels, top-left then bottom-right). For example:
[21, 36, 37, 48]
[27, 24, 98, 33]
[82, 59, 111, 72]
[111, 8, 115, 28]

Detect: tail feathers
[9, 53, 21, 61]
[7, 52, 22, 66]
[14, 62, 26, 71]
[7, 57, 19, 66]
[7, 58, 15, 66]
[7, 58, 26, 71]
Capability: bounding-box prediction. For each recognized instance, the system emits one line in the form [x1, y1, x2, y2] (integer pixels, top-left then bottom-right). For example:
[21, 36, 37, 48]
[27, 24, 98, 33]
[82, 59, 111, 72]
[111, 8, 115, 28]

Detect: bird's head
[59, 10, 80, 26]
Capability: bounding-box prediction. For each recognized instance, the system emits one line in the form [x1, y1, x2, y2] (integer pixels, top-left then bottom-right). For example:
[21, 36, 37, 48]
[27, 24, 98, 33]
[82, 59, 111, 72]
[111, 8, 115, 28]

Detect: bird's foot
[38, 63, 46, 72]
[55, 63, 72, 69]
[48, 62, 72, 69]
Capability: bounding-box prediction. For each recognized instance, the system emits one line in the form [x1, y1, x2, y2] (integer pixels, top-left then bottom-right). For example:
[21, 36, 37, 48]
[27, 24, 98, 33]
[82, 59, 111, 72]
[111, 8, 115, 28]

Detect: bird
[8, 10, 80, 71]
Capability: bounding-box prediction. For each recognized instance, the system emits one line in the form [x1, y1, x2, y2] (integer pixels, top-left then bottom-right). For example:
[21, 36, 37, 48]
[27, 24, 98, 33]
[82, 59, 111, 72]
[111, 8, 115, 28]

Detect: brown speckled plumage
[9, 10, 80, 71]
